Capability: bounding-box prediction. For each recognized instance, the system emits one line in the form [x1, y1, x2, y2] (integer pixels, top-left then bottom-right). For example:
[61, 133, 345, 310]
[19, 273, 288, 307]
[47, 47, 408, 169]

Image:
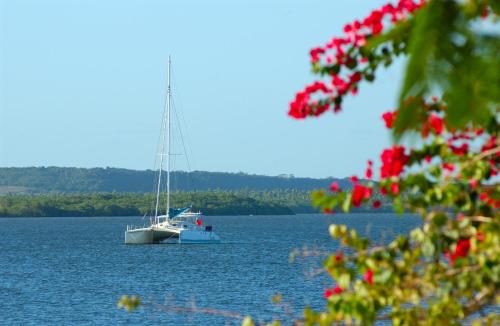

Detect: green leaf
[338, 273, 351, 289]
[394, 1, 446, 136]
[242, 316, 255, 326]
[393, 196, 404, 215]
[342, 193, 352, 212]
[422, 239, 436, 257]
[375, 269, 392, 284]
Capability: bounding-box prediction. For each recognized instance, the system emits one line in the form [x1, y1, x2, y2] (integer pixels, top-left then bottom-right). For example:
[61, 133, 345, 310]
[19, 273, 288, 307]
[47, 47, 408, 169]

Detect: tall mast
[154, 57, 171, 223]
[166, 55, 171, 219]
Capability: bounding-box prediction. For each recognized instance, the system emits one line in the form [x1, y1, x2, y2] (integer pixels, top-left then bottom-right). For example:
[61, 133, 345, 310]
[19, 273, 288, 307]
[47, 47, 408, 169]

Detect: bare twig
[473, 145, 500, 162]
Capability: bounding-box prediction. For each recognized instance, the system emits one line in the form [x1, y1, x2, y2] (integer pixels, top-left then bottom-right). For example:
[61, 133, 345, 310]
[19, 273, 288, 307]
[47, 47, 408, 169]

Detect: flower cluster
[289, 0, 426, 119]
[380, 146, 409, 178]
[287, 1, 499, 325]
[445, 238, 471, 266]
[352, 183, 372, 207]
[324, 286, 343, 299]
[312, 83, 498, 325]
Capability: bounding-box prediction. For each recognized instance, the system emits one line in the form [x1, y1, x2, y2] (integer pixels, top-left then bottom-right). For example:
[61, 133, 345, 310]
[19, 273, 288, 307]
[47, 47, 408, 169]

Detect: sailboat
[124, 57, 221, 244]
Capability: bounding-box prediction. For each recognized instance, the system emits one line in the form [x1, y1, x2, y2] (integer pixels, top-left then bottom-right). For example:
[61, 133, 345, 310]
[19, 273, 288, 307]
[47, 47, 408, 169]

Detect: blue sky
[0, 0, 404, 178]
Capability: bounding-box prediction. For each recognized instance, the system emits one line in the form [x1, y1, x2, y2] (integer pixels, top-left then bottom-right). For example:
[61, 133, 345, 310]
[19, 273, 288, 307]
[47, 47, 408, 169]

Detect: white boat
[125, 57, 221, 244]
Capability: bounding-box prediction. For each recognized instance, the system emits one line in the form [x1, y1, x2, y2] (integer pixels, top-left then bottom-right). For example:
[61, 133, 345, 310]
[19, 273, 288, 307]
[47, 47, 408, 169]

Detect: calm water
[0, 214, 420, 325]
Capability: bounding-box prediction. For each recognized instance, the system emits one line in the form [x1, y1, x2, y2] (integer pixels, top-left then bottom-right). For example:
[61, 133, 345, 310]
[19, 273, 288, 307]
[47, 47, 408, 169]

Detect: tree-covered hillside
[0, 189, 391, 217]
[0, 167, 351, 194]
[0, 191, 307, 217]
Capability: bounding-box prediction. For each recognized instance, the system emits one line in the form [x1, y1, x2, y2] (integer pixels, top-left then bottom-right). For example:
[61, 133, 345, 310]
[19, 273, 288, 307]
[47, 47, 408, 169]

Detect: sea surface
[0, 214, 421, 325]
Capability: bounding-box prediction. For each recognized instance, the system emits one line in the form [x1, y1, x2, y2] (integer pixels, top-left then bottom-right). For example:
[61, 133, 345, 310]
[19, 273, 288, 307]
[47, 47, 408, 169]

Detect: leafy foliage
[0, 190, 319, 217]
[396, 0, 500, 135]
[258, 0, 500, 325]
[117, 295, 141, 312]
[2, 189, 392, 217]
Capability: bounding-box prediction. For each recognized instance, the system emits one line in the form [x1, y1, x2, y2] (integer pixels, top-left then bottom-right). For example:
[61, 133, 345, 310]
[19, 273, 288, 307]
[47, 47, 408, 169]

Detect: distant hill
[0, 167, 351, 194]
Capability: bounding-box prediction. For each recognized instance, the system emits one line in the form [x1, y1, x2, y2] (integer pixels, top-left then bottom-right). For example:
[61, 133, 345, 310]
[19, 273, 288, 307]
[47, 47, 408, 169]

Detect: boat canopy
[169, 207, 191, 218]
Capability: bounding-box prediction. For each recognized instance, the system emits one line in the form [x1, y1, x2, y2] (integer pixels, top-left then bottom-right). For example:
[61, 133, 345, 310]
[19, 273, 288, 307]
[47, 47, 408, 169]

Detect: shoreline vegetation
[0, 191, 391, 217]
[0, 167, 391, 217]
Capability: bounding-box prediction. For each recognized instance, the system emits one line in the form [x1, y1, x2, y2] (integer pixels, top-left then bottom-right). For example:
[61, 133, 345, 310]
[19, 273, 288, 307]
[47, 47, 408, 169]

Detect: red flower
[350, 72, 362, 83]
[475, 128, 484, 136]
[455, 239, 470, 257]
[371, 22, 384, 35]
[352, 184, 372, 207]
[442, 163, 455, 172]
[289, 82, 332, 119]
[380, 146, 409, 178]
[365, 160, 373, 179]
[290, 0, 426, 119]
[324, 286, 343, 298]
[390, 182, 399, 195]
[332, 75, 349, 95]
[476, 231, 485, 242]
[450, 143, 468, 156]
[364, 269, 374, 285]
[350, 176, 359, 183]
[330, 182, 340, 192]
[323, 208, 335, 214]
[381, 111, 396, 129]
[424, 114, 445, 135]
[481, 6, 489, 19]
[335, 252, 343, 262]
[310, 47, 325, 63]
[481, 136, 497, 153]
[352, 185, 365, 207]
[448, 238, 471, 266]
[424, 155, 432, 163]
[373, 200, 381, 208]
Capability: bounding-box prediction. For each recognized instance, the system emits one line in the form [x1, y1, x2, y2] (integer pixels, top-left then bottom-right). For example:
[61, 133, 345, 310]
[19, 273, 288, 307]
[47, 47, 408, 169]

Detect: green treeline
[0, 190, 393, 218]
[0, 190, 318, 217]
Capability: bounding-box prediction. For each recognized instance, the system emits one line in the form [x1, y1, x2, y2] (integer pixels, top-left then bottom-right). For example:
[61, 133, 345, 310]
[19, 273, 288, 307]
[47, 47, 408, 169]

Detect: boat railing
[126, 224, 148, 231]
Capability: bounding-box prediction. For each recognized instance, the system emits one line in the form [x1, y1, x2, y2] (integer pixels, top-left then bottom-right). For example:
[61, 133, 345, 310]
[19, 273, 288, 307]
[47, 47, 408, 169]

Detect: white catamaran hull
[179, 230, 221, 243]
[125, 226, 219, 244]
[124, 228, 154, 244]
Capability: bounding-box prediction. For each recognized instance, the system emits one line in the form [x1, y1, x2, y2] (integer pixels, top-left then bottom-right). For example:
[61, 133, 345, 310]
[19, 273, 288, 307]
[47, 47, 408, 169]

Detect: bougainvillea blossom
[324, 286, 343, 299]
[352, 184, 372, 207]
[330, 182, 340, 192]
[380, 146, 409, 178]
[428, 114, 444, 135]
[364, 269, 374, 285]
[285, 1, 499, 324]
[289, 0, 426, 119]
[382, 111, 397, 129]
[446, 238, 471, 266]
